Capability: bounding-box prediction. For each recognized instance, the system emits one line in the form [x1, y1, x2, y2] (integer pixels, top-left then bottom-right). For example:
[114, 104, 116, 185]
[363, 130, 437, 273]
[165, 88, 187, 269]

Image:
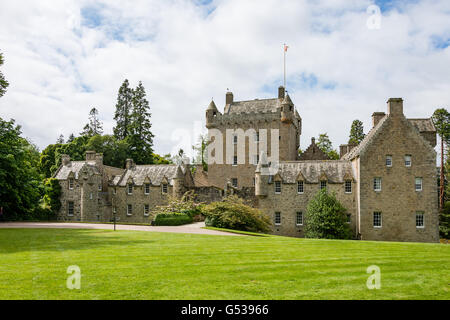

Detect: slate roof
[343, 116, 435, 161]
[116, 164, 184, 186]
[274, 161, 355, 184]
[53, 161, 100, 180]
[408, 119, 436, 132]
[224, 98, 281, 114]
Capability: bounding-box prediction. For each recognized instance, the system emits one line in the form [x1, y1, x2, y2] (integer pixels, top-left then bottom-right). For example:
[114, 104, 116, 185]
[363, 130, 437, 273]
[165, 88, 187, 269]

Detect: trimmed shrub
[153, 212, 193, 226]
[305, 188, 352, 240]
[202, 195, 270, 233]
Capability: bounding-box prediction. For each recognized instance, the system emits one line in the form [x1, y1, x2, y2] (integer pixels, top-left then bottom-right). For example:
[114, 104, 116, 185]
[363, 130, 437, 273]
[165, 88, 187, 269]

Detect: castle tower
[205, 86, 302, 189]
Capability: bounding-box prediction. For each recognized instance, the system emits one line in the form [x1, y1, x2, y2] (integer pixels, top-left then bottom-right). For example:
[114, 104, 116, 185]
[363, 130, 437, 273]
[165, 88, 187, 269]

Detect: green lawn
[0, 228, 449, 300]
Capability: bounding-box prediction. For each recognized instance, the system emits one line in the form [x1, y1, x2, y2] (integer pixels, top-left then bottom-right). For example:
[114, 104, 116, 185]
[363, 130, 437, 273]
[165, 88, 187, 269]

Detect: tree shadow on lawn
[0, 228, 158, 254]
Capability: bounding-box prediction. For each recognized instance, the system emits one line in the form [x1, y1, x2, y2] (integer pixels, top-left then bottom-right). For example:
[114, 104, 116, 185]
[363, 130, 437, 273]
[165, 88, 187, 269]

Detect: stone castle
[54, 86, 439, 242]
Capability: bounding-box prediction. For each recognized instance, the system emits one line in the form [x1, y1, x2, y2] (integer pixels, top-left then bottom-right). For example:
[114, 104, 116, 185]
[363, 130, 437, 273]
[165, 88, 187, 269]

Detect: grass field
[0, 228, 449, 300]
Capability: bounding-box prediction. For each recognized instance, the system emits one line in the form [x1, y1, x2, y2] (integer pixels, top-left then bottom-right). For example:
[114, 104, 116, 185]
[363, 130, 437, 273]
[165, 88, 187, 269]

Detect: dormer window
[68, 179, 74, 190]
[275, 181, 281, 194]
[162, 184, 168, 194]
[127, 183, 133, 195]
[297, 181, 304, 194]
[145, 183, 150, 195]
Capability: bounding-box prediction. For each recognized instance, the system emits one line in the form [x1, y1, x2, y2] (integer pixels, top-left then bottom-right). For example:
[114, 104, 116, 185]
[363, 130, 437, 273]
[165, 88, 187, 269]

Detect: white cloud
[0, 0, 449, 157]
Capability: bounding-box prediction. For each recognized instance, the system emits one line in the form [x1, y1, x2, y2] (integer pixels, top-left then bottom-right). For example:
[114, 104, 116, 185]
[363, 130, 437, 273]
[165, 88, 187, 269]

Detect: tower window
[405, 155, 412, 167]
[373, 178, 382, 192]
[415, 178, 423, 192]
[386, 155, 392, 167]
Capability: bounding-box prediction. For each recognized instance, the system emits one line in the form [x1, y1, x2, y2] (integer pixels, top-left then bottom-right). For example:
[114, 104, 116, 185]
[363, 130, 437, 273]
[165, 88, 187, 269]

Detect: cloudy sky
[0, 0, 449, 158]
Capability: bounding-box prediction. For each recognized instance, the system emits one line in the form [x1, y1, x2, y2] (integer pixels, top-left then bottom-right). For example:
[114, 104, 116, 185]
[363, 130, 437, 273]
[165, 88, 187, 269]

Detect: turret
[255, 152, 269, 197]
[206, 100, 220, 129]
[281, 94, 294, 124]
[172, 165, 185, 197]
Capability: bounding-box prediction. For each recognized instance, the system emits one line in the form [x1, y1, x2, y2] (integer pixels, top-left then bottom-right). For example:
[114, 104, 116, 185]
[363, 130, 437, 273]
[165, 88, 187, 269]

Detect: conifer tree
[80, 107, 103, 137]
[113, 79, 133, 140]
[128, 81, 154, 164]
[0, 52, 9, 98]
[56, 134, 65, 144]
[66, 133, 75, 143]
[348, 120, 365, 145]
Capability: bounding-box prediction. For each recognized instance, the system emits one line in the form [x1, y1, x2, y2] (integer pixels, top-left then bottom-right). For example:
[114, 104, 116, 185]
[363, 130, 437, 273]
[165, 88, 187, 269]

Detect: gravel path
[0, 221, 243, 236]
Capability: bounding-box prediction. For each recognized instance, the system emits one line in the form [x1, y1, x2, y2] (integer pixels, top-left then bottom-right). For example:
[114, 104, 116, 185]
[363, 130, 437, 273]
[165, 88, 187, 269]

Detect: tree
[85, 134, 131, 168]
[432, 108, 450, 210]
[67, 133, 75, 143]
[80, 107, 103, 137]
[43, 178, 62, 214]
[153, 153, 173, 164]
[0, 52, 9, 98]
[113, 79, 133, 140]
[304, 188, 352, 239]
[192, 134, 210, 171]
[56, 134, 65, 144]
[203, 195, 271, 233]
[317, 133, 340, 160]
[128, 81, 154, 164]
[349, 120, 365, 145]
[0, 117, 42, 220]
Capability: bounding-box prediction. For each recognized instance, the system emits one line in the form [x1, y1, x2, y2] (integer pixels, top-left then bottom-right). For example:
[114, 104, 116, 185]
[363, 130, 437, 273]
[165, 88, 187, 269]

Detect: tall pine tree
[80, 107, 103, 137]
[128, 81, 154, 164]
[113, 79, 133, 140]
[348, 120, 365, 145]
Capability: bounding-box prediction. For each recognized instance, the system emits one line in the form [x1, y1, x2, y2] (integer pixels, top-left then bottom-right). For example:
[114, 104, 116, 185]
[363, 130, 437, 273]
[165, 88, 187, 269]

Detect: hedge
[153, 212, 193, 226]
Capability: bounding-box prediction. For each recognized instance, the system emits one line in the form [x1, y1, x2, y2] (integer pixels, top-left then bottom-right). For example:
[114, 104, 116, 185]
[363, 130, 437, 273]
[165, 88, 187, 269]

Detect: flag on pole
[284, 44, 289, 52]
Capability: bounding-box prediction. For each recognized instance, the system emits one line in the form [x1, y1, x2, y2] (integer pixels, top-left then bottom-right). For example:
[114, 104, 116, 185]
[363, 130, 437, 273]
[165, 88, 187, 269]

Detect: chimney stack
[85, 150, 96, 161]
[61, 154, 71, 166]
[278, 86, 285, 99]
[387, 98, 403, 116]
[125, 159, 135, 170]
[372, 112, 386, 127]
[226, 91, 233, 105]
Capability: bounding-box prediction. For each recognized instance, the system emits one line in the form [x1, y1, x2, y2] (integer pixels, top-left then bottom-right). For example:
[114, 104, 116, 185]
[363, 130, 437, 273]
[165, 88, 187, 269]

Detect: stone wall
[358, 113, 439, 242]
[258, 182, 357, 238]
